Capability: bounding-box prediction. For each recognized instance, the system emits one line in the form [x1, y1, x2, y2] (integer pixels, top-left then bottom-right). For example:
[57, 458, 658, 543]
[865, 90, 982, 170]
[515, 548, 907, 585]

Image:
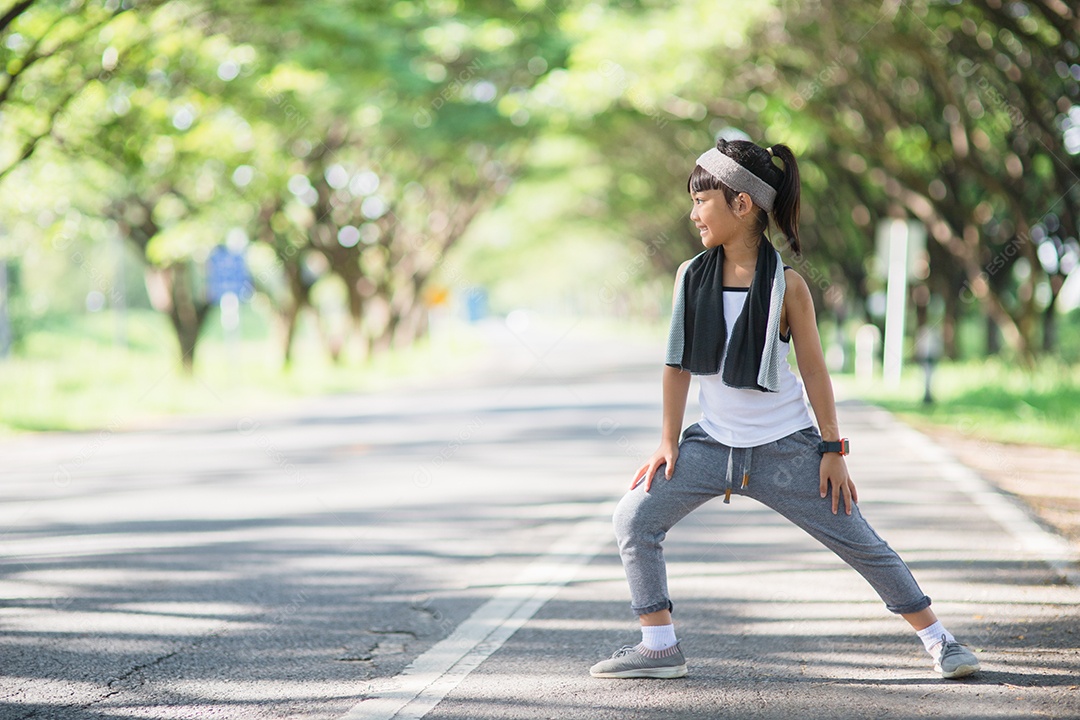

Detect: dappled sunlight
[0, 0, 1077, 717]
[3, 384, 1077, 716]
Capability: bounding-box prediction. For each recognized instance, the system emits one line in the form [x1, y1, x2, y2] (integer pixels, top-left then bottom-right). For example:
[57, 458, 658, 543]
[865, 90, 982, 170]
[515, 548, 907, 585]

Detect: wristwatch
[817, 438, 850, 456]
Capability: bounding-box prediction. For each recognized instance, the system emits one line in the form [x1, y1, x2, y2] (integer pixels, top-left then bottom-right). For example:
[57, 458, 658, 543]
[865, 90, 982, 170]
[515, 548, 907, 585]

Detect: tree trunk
[147, 262, 210, 374]
[942, 281, 959, 360]
[1042, 303, 1057, 354]
[394, 300, 429, 350]
[281, 260, 311, 367]
[387, 279, 420, 350]
[344, 279, 370, 362]
[171, 310, 207, 374]
[282, 302, 301, 367]
[986, 315, 1001, 356]
[371, 305, 397, 356]
[1042, 273, 1066, 355]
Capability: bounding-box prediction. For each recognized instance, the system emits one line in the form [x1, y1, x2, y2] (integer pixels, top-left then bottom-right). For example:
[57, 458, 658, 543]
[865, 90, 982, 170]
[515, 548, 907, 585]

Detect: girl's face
[689, 189, 753, 249]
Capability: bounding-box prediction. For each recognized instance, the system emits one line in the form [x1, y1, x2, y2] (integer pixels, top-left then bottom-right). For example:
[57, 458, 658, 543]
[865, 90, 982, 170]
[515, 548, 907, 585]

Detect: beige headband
[695, 148, 776, 212]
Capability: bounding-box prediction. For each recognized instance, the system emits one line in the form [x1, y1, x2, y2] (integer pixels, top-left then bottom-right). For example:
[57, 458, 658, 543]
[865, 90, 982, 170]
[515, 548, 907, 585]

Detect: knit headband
[695, 148, 777, 212]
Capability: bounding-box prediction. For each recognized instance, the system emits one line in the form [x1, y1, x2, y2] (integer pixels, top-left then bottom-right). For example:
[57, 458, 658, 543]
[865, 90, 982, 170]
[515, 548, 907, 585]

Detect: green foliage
[463, 0, 1080, 365]
[0, 0, 576, 372]
[1, 0, 1077, 412]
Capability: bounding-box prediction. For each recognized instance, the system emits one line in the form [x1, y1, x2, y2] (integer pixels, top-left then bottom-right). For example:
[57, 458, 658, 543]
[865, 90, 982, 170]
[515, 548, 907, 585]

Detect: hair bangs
[687, 164, 727, 195]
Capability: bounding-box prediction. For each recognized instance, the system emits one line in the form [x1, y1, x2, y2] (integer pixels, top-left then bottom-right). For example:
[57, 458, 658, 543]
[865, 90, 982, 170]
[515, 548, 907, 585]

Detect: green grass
[837, 359, 1080, 452]
[0, 308, 485, 433]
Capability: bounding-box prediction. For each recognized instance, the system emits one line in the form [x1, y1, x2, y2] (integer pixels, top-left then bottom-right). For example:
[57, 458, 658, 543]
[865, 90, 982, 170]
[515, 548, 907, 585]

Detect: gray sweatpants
[614, 423, 931, 616]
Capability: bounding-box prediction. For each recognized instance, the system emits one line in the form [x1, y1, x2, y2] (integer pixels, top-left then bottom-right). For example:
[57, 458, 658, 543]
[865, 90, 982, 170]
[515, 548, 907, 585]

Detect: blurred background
[0, 0, 1077, 451]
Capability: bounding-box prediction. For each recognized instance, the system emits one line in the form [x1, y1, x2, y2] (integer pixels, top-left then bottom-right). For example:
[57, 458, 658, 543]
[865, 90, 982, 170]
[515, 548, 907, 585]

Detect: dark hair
[687, 138, 801, 255]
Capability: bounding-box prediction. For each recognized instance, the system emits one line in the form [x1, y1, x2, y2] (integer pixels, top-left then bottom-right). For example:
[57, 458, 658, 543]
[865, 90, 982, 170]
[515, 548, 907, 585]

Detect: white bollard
[855, 324, 881, 381]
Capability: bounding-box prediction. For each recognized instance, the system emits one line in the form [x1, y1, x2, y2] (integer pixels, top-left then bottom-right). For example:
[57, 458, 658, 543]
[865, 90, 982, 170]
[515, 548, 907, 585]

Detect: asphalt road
[2, 318, 1078, 719]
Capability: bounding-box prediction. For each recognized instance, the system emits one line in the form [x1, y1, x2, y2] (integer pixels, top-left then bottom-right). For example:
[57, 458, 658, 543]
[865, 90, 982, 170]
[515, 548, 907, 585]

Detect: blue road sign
[206, 245, 252, 303]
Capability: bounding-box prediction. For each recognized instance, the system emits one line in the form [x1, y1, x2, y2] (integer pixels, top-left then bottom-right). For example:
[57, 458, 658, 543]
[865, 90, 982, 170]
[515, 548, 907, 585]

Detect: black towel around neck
[667, 237, 779, 390]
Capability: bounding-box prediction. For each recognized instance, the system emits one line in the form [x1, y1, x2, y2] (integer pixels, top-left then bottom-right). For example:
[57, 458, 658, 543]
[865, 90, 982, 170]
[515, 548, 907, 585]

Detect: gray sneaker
[589, 643, 688, 679]
[935, 636, 980, 679]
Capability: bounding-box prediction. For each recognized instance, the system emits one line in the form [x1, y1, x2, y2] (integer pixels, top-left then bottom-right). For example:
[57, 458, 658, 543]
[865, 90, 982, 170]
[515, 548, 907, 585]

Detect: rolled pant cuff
[886, 595, 932, 614]
[631, 599, 673, 616]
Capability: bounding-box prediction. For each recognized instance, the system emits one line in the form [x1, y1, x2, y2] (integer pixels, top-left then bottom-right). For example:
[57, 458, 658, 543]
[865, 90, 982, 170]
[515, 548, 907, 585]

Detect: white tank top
[697, 287, 814, 447]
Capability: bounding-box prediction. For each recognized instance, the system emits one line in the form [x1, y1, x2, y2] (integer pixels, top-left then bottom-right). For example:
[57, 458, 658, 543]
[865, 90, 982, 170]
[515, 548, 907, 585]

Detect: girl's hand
[631, 442, 679, 492]
[819, 454, 858, 515]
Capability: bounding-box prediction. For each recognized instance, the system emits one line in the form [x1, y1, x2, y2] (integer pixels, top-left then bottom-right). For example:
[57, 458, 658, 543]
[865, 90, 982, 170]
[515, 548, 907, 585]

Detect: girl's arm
[784, 269, 859, 515]
[632, 366, 692, 491]
[632, 262, 694, 491]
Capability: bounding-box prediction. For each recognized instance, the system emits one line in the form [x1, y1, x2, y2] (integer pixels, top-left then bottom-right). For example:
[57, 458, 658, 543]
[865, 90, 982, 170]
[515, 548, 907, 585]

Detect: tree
[0, 0, 168, 181]
[42, 2, 265, 371]
[752, 0, 1080, 363]
[216, 0, 568, 359]
[6, 0, 571, 371]
[511, 0, 1079, 364]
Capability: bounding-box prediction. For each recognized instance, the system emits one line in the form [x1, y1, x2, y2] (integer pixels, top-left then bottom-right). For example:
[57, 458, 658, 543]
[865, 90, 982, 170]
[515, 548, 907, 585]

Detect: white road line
[883, 409, 1079, 586]
[339, 504, 615, 720]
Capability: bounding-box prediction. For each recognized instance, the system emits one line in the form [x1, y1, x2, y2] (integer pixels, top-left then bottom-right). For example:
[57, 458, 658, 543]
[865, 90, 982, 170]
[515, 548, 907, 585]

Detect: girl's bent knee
[612, 492, 650, 545]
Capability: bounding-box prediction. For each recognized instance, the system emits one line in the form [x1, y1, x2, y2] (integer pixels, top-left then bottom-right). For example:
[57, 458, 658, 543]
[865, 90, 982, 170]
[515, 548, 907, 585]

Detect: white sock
[640, 624, 678, 651]
[916, 621, 954, 656]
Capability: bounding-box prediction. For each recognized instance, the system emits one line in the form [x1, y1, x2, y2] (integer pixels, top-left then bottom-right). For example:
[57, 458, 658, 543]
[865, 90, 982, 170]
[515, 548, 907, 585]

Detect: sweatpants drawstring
[723, 446, 753, 504]
[724, 448, 733, 503]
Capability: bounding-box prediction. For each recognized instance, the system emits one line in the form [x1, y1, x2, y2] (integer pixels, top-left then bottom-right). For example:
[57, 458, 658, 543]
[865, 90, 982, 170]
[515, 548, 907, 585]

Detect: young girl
[589, 138, 980, 681]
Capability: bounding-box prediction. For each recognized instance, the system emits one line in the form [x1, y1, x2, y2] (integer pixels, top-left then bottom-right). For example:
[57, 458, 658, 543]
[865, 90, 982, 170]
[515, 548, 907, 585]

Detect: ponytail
[768, 144, 801, 256]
